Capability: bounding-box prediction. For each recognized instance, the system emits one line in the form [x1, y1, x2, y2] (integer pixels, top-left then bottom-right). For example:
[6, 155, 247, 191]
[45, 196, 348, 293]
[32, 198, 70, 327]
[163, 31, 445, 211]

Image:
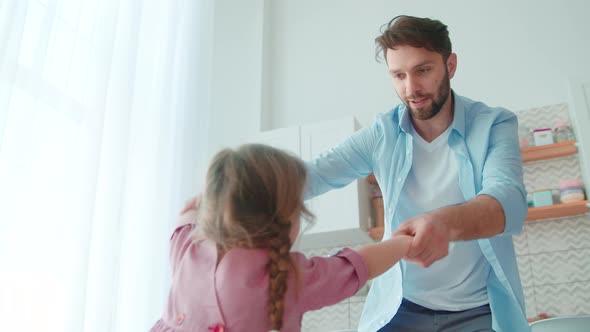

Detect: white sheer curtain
[0, 0, 211, 331]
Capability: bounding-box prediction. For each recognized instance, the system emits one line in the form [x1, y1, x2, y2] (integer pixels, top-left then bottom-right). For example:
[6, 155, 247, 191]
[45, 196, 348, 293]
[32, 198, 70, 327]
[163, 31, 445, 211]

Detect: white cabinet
[299, 117, 371, 249]
[251, 116, 371, 249]
[254, 125, 301, 157]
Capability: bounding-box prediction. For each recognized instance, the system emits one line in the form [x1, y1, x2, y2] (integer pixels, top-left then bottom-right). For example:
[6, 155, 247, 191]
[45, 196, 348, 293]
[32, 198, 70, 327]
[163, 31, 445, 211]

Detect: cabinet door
[568, 80, 590, 187]
[299, 117, 371, 248]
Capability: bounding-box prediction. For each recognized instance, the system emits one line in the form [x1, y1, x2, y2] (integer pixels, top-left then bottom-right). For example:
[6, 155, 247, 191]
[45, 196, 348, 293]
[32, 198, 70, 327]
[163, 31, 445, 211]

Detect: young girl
[150, 144, 411, 332]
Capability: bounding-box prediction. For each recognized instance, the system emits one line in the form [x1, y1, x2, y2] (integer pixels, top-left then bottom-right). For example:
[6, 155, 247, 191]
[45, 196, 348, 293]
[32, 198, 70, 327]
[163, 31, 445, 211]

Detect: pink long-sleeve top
[150, 223, 368, 332]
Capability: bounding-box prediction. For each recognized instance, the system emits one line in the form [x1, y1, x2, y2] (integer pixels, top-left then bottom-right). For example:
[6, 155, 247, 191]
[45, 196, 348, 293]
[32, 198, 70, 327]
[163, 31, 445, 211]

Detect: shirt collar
[450, 91, 466, 138]
[397, 104, 412, 134]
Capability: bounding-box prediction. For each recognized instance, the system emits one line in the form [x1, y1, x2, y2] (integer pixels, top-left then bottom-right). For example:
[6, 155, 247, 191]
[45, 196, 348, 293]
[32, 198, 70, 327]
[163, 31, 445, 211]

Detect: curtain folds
[0, 0, 211, 330]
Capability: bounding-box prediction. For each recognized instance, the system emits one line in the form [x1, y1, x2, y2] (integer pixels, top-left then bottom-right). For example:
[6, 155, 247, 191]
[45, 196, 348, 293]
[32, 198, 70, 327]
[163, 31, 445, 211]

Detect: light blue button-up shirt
[305, 93, 530, 332]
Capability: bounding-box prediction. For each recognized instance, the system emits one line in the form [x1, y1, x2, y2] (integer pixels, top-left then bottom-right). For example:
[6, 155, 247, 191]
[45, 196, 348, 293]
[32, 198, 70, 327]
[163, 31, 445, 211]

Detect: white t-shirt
[395, 124, 490, 311]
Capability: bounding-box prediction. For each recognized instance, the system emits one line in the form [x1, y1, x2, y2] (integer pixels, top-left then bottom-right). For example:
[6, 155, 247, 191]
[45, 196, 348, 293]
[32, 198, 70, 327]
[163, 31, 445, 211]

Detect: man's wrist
[430, 206, 458, 241]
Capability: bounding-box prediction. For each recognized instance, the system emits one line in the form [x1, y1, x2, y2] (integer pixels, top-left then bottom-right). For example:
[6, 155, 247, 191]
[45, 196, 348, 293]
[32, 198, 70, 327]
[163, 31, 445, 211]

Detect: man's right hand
[392, 212, 450, 268]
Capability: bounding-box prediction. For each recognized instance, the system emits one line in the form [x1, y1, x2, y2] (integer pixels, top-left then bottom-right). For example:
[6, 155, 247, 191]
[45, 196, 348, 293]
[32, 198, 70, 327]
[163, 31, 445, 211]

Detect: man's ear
[447, 53, 457, 79]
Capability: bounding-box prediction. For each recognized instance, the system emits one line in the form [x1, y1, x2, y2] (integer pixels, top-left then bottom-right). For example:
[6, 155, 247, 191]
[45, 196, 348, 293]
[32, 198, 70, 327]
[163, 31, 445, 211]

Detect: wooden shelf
[526, 200, 589, 221]
[369, 202, 588, 234]
[367, 142, 585, 228]
[369, 141, 578, 181]
[521, 140, 577, 163]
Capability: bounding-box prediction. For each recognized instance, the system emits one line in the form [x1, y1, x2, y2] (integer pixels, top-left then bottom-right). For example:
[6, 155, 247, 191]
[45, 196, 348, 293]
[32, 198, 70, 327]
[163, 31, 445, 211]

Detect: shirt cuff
[336, 247, 369, 286]
[478, 185, 527, 235]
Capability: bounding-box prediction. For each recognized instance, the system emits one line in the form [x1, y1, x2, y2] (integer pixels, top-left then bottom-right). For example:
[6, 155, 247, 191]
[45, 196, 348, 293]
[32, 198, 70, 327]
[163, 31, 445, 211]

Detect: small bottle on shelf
[553, 119, 575, 143]
[518, 126, 533, 148]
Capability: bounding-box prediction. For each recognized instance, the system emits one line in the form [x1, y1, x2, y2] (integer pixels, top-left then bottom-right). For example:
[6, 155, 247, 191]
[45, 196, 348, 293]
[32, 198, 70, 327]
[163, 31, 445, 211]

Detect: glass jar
[518, 126, 533, 148]
[553, 120, 575, 143]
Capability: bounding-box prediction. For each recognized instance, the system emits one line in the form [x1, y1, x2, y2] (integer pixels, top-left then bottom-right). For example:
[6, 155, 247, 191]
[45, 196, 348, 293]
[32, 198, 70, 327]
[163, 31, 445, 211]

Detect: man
[304, 16, 529, 332]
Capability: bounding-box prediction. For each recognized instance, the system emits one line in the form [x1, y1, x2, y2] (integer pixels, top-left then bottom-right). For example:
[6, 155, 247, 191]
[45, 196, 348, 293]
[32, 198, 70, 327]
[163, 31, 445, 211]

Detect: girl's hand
[177, 195, 201, 226]
[180, 195, 201, 215]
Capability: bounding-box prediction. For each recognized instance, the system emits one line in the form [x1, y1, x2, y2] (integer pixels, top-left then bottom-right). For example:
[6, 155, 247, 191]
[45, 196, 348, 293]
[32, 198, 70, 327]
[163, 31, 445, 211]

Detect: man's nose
[405, 76, 421, 96]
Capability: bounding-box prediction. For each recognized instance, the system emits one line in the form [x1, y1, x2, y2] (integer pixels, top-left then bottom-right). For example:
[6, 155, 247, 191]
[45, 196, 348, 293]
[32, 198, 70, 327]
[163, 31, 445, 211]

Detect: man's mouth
[409, 97, 429, 107]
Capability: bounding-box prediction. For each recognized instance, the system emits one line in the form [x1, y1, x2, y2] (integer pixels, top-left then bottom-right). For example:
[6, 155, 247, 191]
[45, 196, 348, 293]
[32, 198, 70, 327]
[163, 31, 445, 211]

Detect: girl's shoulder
[170, 209, 205, 252]
[170, 223, 196, 248]
[169, 223, 212, 274]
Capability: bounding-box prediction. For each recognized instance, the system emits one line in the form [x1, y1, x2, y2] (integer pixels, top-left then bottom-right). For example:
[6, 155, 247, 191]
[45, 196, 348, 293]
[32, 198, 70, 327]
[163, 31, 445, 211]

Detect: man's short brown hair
[376, 15, 452, 62]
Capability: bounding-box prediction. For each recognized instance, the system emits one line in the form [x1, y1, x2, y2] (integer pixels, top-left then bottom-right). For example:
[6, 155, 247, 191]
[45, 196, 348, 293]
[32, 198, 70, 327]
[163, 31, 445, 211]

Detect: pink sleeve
[293, 248, 369, 312]
[169, 224, 194, 275]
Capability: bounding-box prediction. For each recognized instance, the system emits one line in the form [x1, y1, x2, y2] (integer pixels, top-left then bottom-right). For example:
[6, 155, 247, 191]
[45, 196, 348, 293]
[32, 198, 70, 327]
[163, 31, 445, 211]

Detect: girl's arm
[296, 234, 412, 311]
[180, 195, 200, 214]
[356, 234, 412, 279]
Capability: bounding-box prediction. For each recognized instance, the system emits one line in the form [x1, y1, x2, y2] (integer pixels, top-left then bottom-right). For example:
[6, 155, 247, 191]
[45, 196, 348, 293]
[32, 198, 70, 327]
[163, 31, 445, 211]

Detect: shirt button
[209, 324, 226, 332]
[397, 177, 402, 182]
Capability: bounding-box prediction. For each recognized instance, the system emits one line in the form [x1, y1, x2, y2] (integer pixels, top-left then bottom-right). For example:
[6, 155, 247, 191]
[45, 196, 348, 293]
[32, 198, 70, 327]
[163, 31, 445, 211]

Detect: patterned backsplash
[299, 103, 590, 331]
[515, 103, 590, 319]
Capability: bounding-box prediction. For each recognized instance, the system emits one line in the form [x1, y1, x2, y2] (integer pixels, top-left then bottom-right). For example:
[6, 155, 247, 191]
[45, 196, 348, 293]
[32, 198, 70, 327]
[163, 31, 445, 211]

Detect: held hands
[392, 213, 450, 268]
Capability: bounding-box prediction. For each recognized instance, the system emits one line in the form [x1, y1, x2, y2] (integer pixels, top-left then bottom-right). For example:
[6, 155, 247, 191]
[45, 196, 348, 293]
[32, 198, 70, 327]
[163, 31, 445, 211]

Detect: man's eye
[419, 68, 430, 73]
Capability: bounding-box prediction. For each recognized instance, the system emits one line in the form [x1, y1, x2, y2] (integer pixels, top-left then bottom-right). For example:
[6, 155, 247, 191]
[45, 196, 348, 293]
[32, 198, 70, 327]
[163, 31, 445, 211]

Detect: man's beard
[404, 69, 451, 121]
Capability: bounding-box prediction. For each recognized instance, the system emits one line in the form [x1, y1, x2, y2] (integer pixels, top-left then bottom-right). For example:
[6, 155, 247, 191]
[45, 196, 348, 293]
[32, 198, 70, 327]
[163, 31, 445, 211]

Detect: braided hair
[197, 144, 314, 330]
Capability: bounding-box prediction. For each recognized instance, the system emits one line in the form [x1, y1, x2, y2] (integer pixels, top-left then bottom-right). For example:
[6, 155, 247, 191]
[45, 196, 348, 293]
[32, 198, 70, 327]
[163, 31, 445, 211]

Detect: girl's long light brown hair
[196, 144, 313, 330]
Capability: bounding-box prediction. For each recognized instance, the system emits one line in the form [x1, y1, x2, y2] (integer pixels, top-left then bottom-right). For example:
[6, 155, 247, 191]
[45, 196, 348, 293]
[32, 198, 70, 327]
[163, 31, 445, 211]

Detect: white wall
[208, 0, 590, 151]
[207, 0, 265, 155]
[264, 0, 590, 129]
